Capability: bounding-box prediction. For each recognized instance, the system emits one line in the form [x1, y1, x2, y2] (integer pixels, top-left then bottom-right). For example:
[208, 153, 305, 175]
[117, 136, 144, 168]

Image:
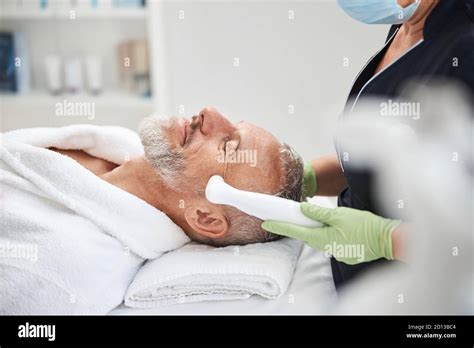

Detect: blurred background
[0, 0, 387, 159]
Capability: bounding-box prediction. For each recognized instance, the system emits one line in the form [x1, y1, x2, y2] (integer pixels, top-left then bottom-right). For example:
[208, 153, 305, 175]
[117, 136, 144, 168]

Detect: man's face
[139, 107, 286, 245]
[141, 106, 282, 194]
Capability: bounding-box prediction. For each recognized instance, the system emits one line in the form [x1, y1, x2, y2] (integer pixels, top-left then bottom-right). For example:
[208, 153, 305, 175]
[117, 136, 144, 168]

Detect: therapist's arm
[308, 154, 347, 196]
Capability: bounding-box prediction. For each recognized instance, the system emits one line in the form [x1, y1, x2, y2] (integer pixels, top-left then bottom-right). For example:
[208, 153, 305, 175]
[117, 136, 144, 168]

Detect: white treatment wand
[205, 175, 323, 228]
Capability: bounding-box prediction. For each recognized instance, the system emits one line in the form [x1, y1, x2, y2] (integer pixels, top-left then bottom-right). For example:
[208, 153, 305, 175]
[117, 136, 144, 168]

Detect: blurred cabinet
[0, 0, 161, 131]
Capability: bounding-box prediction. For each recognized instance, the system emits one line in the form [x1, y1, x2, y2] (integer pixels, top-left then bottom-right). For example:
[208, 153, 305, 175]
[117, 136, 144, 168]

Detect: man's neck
[99, 158, 192, 234]
[100, 157, 174, 216]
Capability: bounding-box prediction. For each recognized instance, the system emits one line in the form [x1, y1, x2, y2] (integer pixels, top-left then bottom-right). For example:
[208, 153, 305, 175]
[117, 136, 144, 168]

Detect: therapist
[262, 0, 474, 289]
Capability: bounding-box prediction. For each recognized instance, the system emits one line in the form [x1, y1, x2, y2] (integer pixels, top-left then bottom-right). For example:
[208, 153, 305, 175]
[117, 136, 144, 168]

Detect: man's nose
[198, 106, 234, 135]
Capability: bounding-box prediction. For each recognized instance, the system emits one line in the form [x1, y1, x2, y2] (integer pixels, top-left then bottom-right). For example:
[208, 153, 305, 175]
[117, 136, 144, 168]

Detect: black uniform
[332, 0, 474, 289]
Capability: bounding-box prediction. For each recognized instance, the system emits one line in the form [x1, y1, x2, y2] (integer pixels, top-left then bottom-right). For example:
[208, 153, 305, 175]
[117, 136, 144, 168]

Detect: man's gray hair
[194, 143, 304, 247]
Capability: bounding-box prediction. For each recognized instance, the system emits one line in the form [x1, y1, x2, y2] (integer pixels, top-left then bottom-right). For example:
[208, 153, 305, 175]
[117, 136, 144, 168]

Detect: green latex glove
[262, 202, 401, 265]
[303, 161, 317, 198]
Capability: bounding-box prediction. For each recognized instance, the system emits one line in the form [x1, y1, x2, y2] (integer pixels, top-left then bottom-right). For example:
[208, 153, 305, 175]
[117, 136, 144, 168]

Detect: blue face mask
[337, 0, 421, 25]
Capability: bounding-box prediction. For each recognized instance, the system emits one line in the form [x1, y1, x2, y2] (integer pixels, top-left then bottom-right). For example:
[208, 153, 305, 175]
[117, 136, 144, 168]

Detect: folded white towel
[125, 238, 304, 307]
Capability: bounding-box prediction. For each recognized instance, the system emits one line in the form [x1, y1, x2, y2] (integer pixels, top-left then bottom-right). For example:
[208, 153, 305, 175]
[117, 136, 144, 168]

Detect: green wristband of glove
[380, 218, 402, 261]
[303, 161, 317, 198]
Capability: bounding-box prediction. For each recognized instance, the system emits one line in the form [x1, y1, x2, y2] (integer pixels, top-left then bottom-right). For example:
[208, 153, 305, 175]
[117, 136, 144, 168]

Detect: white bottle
[64, 57, 83, 94]
[85, 56, 102, 95]
[44, 55, 62, 95]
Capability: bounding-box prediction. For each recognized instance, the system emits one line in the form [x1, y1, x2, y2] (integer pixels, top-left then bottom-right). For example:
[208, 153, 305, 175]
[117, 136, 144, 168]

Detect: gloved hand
[261, 202, 401, 265]
[303, 161, 317, 198]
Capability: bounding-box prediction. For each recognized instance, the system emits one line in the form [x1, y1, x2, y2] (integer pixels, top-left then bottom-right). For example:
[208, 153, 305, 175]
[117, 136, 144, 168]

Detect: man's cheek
[182, 160, 216, 191]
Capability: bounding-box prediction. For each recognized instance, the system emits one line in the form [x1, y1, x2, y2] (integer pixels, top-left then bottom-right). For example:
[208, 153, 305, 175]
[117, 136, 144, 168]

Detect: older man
[0, 106, 304, 314]
[52, 106, 304, 246]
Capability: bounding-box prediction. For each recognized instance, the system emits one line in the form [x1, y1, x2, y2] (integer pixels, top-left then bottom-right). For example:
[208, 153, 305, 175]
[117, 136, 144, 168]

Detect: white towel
[125, 197, 335, 308]
[125, 238, 304, 307]
[0, 125, 189, 314]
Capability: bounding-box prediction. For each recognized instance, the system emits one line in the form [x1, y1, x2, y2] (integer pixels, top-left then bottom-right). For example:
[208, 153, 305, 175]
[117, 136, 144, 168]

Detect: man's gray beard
[138, 116, 186, 190]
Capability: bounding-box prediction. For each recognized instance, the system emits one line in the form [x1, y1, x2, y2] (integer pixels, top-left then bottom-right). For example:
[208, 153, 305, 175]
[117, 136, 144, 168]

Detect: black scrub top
[332, 0, 474, 289]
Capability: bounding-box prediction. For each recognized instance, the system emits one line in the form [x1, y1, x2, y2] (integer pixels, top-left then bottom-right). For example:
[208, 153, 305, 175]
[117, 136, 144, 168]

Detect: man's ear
[184, 204, 229, 239]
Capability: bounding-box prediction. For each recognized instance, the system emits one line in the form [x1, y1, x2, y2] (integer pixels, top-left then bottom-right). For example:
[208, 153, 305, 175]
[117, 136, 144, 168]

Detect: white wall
[150, 0, 388, 159]
[1, 0, 389, 160]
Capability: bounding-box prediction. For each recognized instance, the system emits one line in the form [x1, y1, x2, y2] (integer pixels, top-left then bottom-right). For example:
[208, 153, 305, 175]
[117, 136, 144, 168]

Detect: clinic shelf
[0, 91, 153, 109]
[0, 8, 146, 20]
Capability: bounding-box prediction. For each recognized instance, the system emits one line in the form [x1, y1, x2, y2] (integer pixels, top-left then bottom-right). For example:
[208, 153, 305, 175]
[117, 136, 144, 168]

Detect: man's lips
[178, 114, 202, 146]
